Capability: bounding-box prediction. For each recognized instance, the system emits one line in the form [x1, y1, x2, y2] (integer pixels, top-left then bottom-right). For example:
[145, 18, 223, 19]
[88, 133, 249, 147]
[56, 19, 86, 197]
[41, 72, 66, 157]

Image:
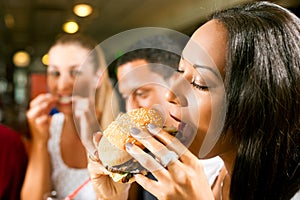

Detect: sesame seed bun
[97, 108, 164, 182]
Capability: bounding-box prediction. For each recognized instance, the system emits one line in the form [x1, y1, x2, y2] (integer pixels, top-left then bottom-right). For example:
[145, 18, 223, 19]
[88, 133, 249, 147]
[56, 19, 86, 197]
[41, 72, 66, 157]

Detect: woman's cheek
[47, 79, 56, 93]
[186, 92, 217, 157]
[187, 90, 207, 130]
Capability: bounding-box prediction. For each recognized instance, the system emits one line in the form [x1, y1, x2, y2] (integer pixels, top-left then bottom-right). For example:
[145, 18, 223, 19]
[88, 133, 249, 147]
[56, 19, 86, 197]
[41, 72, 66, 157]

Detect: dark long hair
[211, 2, 300, 199]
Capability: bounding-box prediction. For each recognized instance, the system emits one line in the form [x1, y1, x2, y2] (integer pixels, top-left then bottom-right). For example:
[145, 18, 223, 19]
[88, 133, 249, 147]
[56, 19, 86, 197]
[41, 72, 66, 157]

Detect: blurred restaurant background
[0, 0, 299, 136]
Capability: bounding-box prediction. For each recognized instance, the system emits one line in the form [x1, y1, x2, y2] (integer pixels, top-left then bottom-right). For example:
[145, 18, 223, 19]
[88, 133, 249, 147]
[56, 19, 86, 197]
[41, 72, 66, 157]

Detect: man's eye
[176, 69, 184, 73]
[135, 89, 149, 98]
[135, 91, 146, 96]
[70, 70, 82, 77]
[48, 71, 60, 77]
[191, 81, 209, 91]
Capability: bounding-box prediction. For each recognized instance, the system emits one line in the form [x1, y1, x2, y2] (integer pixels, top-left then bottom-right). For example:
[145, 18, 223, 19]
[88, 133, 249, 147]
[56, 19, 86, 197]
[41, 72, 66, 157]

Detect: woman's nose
[166, 77, 188, 107]
[57, 73, 73, 90]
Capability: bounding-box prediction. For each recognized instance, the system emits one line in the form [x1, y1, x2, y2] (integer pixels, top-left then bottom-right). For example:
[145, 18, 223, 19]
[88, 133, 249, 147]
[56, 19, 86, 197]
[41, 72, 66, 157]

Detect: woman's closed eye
[176, 69, 209, 91]
[134, 89, 150, 98]
[191, 81, 209, 91]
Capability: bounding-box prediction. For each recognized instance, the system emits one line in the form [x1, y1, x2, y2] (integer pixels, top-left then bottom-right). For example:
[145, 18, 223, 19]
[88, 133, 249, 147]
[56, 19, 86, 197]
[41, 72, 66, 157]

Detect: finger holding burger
[91, 107, 210, 200]
[96, 108, 165, 183]
[87, 106, 181, 200]
[125, 124, 213, 200]
[88, 132, 131, 200]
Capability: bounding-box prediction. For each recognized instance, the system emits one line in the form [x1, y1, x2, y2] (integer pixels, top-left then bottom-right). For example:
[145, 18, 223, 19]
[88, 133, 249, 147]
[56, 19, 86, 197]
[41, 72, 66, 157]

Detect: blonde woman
[22, 34, 119, 200]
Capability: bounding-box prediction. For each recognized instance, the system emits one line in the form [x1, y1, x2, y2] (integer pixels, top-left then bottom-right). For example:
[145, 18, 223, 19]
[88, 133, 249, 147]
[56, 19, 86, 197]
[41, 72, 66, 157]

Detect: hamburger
[97, 108, 170, 183]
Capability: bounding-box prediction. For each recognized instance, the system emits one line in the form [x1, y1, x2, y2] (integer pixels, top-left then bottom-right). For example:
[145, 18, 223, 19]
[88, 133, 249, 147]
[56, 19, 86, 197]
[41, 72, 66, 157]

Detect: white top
[48, 113, 96, 200]
[199, 156, 224, 186]
[200, 157, 300, 200]
[291, 190, 300, 200]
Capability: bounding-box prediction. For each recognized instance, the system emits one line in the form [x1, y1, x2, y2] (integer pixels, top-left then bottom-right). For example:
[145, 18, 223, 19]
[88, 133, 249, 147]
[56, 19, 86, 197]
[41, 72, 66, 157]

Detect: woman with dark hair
[210, 3, 300, 199]
[88, 1, 300, 199]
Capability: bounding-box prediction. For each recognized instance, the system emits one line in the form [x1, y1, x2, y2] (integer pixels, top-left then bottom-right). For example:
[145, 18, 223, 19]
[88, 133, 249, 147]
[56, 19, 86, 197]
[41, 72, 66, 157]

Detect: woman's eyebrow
[181, 56, 221, 80]
[193, 64, 222, 80]
[70, 65, 80, 69]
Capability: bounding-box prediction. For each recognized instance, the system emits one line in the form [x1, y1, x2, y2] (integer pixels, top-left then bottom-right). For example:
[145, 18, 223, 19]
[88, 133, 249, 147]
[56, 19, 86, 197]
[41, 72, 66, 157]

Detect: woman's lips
[169, 113, 181, 123]
[169, 113, 195, 148]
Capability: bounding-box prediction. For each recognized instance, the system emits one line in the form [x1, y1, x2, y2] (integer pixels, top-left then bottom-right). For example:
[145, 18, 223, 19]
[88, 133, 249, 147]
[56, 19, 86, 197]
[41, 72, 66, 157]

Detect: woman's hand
[125, 124, 214, 200]
[26, 93, 57, 144]
[22, 93, 57, 200]
[88, 132, 130, 200]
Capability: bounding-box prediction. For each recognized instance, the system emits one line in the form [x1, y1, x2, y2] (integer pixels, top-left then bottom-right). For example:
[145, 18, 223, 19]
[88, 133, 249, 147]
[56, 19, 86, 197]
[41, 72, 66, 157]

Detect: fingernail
[93, 132, 101, 143]
[125, 142, 133, 150]
[147, 123, 160, 135]
[92, 132, 98, 137]
[88, 150, 99, 161]
[147, 123, 157, 130]
[130, 127, 141, 135]
[93, 131, 102, 137]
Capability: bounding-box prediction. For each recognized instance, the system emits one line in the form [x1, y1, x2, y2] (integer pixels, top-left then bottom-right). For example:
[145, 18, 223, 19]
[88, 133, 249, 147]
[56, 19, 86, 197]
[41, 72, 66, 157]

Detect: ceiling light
[4, 14, 15, 29]
[62, 21, 79, 34]
[42, 54, 48, 66]
[73, 3, 93, 17]
[13, 51, 30, 67]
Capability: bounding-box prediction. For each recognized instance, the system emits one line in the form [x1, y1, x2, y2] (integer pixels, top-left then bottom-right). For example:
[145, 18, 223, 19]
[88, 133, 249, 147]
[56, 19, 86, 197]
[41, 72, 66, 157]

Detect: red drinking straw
[64, 177, 91, 200]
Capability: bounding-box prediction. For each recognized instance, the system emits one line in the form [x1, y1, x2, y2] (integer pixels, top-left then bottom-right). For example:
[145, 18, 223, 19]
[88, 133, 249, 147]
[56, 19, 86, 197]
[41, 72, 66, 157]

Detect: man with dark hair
[116, 47, 179, 112]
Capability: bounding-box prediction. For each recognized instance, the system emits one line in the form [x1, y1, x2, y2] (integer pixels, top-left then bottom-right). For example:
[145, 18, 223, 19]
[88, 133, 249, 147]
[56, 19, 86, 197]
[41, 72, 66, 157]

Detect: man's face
[117, 59, 176, 126]
[117, 59, 166, 110]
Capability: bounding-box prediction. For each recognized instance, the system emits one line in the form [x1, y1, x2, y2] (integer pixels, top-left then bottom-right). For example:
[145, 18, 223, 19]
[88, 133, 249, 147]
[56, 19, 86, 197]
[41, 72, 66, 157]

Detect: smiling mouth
[59, 96, 72, 104]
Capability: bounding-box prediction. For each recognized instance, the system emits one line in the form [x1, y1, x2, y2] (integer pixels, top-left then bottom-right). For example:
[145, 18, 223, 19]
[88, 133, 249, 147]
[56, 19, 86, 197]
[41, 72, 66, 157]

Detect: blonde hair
[94, 46, 119, 129]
